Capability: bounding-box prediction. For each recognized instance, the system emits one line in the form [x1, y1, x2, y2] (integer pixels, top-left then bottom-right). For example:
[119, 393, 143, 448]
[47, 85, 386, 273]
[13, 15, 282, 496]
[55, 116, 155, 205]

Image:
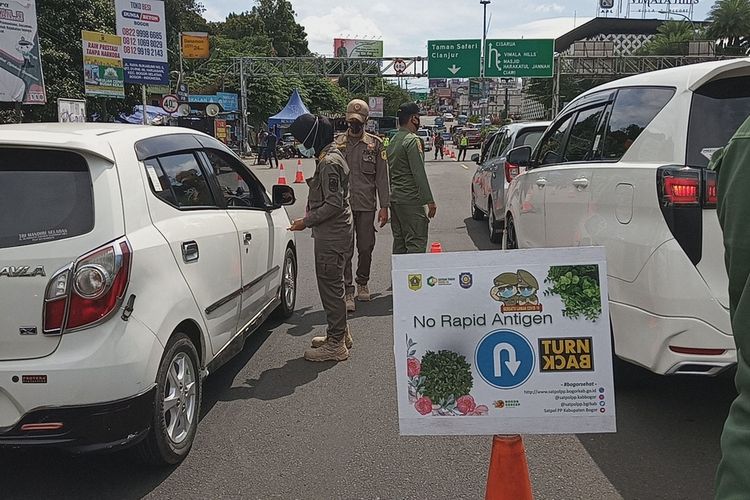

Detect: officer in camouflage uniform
[335, 99, 390, 312]
[288, 114, 353, 362]
[711, 115, 750, 498]
[387, 102, 437, 254]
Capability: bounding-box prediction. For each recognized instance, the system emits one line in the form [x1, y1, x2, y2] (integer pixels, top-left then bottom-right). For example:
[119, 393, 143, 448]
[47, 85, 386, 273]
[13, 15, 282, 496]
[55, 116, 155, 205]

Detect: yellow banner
[182, 32, 209, 59]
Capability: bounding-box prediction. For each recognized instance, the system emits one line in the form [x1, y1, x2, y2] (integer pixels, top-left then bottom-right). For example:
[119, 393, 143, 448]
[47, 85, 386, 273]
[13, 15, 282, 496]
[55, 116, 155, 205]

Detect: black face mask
[348, 121, 364, 135]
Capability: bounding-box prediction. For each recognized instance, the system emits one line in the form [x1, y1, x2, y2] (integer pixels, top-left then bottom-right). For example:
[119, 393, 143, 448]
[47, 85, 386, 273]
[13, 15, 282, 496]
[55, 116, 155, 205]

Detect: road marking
[461, 164, 469, 170]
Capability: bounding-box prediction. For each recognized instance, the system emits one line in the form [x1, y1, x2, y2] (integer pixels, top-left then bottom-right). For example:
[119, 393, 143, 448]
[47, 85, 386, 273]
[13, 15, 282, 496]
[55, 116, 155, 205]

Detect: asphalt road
[0, 147, 737, 499]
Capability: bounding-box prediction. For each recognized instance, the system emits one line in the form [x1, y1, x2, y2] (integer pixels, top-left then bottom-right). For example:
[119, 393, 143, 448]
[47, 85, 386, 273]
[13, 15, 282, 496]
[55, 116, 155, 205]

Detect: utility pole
[480, 0, 491, 129]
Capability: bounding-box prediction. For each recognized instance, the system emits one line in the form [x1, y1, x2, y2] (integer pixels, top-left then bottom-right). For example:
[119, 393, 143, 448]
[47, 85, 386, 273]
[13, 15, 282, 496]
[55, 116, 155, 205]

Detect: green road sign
[484, 39, 554, 78]
[428, 39, 481, 79]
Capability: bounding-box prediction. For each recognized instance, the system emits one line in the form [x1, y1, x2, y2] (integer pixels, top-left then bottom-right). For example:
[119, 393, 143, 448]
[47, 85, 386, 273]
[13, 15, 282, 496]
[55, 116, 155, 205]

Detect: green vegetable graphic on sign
[544, 265, 602, 321]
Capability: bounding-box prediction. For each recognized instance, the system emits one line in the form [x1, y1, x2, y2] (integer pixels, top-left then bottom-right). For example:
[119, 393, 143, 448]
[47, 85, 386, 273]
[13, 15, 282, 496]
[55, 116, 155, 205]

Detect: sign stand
[485, 434, 533, 500]
[142, 85, 148, 125]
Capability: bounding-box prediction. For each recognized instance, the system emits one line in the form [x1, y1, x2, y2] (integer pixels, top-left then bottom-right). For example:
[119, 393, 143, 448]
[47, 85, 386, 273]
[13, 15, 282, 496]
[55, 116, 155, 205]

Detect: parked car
[503, 59, 750, 377]
[416, 128, 433, 152]
[0, 124, 298, 464]
[465, 128, 482, 148]
[470, 121, 549, 243]
[443, 113, 455, 122]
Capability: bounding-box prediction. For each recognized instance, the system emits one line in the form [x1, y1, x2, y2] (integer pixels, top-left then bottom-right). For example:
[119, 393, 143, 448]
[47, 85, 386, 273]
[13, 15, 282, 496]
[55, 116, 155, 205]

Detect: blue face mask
[499, 286, 516, 299]
[519, 286, 535, 297]
[297, 117, 319, 158]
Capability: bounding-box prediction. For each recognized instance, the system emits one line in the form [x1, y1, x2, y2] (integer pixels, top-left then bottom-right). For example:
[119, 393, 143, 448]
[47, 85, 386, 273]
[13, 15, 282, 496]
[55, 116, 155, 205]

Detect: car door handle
[536, 178, 547, 188]
[181, 241, 199, 263]
[573, 177, 590, 189]
[243, 232, 253, 244]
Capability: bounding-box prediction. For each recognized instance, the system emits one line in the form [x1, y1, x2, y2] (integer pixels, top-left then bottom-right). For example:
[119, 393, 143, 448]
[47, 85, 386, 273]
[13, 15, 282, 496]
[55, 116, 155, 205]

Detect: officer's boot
[357, 284, 371, 302]
[346, 293, 356, 312]
[311, 325, 353, 349]
[304, 336, 349, 362]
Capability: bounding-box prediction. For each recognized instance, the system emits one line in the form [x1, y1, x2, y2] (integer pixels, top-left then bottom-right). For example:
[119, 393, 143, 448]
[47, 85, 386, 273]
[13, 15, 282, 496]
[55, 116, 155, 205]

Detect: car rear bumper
[0, 386, 155, 453]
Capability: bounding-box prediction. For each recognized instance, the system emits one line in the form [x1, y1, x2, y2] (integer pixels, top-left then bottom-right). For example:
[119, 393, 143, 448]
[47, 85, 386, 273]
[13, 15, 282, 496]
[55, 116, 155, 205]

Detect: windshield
[688, 75, 750, 168]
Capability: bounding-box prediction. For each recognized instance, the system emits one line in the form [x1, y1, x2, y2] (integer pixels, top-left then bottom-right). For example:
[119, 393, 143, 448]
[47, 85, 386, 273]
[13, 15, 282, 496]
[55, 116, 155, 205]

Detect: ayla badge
[408, 274, 423, 291]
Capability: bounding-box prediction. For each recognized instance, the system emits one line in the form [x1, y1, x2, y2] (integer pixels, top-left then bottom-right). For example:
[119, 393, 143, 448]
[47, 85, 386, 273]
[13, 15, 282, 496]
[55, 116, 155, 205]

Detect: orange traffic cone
[429, 242, 443, 253]
[450, 150, 456, 159]
[485, 435, 533, 500]
[277, 162, 287, 185]
[294, 159, 305, 183]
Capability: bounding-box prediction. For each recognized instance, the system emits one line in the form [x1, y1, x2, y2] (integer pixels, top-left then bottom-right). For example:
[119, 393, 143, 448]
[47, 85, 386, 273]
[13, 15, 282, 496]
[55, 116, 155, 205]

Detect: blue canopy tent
[267, 89, 310, 135]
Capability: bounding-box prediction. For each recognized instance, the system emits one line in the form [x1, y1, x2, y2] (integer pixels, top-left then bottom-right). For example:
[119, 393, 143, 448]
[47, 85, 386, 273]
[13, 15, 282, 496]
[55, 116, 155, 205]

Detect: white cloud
[534, 3, 565, 14]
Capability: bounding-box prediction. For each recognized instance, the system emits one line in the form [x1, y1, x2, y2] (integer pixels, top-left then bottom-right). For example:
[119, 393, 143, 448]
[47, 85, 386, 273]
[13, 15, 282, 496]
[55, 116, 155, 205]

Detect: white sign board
[368, 96, 384, 118]
[393, 247, 616, 436]
[115, 0, 168, 85]
[57, 98, 86, 123]
[0, 0, 45, 103]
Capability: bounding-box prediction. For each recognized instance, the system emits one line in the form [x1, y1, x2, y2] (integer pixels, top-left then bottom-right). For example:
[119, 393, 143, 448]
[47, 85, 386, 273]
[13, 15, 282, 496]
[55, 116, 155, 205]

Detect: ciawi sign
[428, 39, 481, 79]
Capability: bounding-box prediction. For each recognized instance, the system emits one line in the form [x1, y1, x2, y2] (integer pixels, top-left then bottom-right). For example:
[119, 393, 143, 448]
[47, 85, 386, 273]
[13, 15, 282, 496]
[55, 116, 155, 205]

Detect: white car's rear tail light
[43, 269, 71, 334]
[505, 161, 520, 183]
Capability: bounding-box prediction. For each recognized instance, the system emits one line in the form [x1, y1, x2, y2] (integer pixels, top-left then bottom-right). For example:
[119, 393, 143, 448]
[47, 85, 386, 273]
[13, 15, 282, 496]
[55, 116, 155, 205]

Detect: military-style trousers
[314, 236, 349, 341]
[457, 146, 468, 161]
[345, 210, 376, 295]
[391, 203, 429, 254]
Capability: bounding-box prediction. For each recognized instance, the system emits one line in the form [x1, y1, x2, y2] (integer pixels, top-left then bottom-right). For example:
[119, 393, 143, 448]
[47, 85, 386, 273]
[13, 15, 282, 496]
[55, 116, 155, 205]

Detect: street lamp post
[480, 0, 490, 129]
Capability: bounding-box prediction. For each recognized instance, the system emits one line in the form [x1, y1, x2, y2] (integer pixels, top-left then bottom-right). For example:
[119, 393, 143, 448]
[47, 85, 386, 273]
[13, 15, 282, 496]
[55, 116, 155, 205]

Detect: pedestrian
[711, 114, 750, 498]
[458, 131, 469, 161]
[256, 130, 268, 165]
[266, 127, 279, 169]
[288, 114, 354, 362]
[387, 102, 437, 254]
[335, 99, 390, 312]
[434, 132, 445, 160]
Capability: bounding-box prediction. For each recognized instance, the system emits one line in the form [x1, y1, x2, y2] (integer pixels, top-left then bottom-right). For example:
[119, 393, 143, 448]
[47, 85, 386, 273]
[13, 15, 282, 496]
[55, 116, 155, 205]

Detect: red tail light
[42, 238, 131, 334]
[505, 161, 520, 183]
[704, 170, 718, 207]
[663, 176, 699, 205]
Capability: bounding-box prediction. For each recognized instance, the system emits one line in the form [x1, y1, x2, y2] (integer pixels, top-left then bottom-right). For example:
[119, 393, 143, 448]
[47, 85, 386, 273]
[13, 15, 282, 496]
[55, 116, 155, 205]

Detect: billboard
[115, 0, 168, 85]
[333, 39, 383, 58]
[0, 0, 45, 103]
[57, 98, 86, 123]
[82, 31, 124, 98]
[368, 96, 384, 118]
[181, 32, 209, 59]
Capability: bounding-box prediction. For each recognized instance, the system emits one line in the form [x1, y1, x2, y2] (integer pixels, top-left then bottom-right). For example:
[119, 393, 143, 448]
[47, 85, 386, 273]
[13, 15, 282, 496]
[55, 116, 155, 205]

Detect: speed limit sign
[160, 94, 179, 114]
[393, 59, 407, 75]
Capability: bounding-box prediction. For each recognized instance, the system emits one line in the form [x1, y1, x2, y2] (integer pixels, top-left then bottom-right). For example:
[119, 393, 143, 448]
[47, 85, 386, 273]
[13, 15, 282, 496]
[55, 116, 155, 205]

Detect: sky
[201, 0, 713, 57]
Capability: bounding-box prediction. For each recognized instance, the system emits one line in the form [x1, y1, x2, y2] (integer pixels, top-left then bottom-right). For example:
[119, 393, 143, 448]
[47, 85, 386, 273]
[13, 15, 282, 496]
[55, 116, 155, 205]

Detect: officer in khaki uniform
[288, 114, 353, 362]
[336, 99, 390, 311]
[387, 102, 437, 254]
[710, 115, 750, 498]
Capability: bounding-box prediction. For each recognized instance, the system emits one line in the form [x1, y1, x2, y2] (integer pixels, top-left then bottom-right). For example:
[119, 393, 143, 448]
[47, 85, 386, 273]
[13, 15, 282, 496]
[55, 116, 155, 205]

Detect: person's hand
[378, 207, 389, 227]
[288, 219, 306, 231]
[427, 202, 437, 219]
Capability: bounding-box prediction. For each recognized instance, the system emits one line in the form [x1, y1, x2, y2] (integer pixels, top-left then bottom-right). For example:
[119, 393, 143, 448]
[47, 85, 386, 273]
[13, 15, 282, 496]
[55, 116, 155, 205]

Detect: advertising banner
[368, 96, 384, 118]
[188, 92, 238, 112]
[181, 32, 209, 59]
[393, 247, 616, 436]
[57, 98, 86, 122]
[333, 38, 383, 58]
[0, 0, 45, 103]
[82, 31, 124, 98]
[115, 0, 168, 85]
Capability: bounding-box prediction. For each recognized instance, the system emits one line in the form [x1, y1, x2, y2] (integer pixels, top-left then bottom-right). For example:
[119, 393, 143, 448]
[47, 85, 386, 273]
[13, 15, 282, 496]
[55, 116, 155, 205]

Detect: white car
[504, 59, 750, 377]
[0, 124, 297, 464]
[417, 128, 433, 152]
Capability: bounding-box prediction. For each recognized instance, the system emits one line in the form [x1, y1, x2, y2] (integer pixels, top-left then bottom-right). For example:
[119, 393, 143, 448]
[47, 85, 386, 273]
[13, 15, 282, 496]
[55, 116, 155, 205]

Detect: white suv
[417, 128, 433, 152]
[504, 59, 750, 376]
[0, 124, 298, 464]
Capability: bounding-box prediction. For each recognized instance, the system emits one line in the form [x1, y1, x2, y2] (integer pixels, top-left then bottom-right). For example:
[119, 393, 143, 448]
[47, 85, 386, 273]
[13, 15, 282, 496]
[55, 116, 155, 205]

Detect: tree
[251, 0, 309, 57]
[639, 21, 697, 55]
[706, 0, 750, 52]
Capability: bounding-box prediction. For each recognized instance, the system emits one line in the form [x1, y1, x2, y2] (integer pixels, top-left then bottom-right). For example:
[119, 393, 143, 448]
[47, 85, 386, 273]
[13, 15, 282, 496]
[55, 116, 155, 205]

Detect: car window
[204, 149, 269, 209]
[514, 128, 545, 148]
[493, 131, 512, 158]
[564, 105, 607, 162]
[148, 153, 217, 208]
[536, 115, 574, 166]
[687, 75, 750, 168]
[600, 87, 675, 161]
[0, 148, 94, 249]
[480, 134, 497, 164]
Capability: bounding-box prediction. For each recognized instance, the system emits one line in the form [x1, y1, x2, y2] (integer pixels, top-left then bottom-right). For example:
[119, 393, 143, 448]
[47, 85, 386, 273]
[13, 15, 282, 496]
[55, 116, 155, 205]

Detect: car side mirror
[272, 185, 296, 208]
[471, 153, 480, 163]
[507, 146, 532, 167]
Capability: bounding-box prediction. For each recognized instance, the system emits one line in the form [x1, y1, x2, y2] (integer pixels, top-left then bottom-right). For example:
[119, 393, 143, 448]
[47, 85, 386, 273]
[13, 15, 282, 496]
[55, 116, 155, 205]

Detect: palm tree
[640, 21, 696, 55]
[706, 0, 750, 51]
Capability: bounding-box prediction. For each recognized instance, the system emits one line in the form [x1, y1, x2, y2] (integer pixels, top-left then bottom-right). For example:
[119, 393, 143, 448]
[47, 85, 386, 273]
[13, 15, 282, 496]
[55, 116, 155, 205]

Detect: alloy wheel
[163, 352, 197, 445]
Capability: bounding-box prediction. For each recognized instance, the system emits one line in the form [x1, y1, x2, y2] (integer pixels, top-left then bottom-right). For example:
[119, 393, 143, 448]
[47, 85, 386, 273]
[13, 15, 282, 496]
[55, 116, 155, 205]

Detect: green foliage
[524, 77, 601, 117]
[707, 0, 750, 51]
[420, 350, 473, 405]
[544, 265, 602, 322]
[639, 21, 697, 55]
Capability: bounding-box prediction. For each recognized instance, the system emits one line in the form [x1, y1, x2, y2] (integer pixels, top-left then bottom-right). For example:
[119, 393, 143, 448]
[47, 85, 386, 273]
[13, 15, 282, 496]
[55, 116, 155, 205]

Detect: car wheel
[488, 199, 502, 244]
[135, 333, 201, 466]
[272, 247, 297, 319]
[504, 214, 518, 249]
[471, 190, 484, 221]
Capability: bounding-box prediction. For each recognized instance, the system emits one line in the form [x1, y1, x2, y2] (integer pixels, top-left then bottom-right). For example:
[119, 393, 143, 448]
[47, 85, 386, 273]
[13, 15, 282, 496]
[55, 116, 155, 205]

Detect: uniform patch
[417, 140, 424, 153]
[328, 176, 340, 192]
[381, 150, 387, 160]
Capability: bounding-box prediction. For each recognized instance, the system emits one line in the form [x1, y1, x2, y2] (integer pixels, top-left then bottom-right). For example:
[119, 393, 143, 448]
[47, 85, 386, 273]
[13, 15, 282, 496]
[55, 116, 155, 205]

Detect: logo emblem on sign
[459, 272, 473, 289]
[408, 274, 422, 291]
[489, 269, 543, 313]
